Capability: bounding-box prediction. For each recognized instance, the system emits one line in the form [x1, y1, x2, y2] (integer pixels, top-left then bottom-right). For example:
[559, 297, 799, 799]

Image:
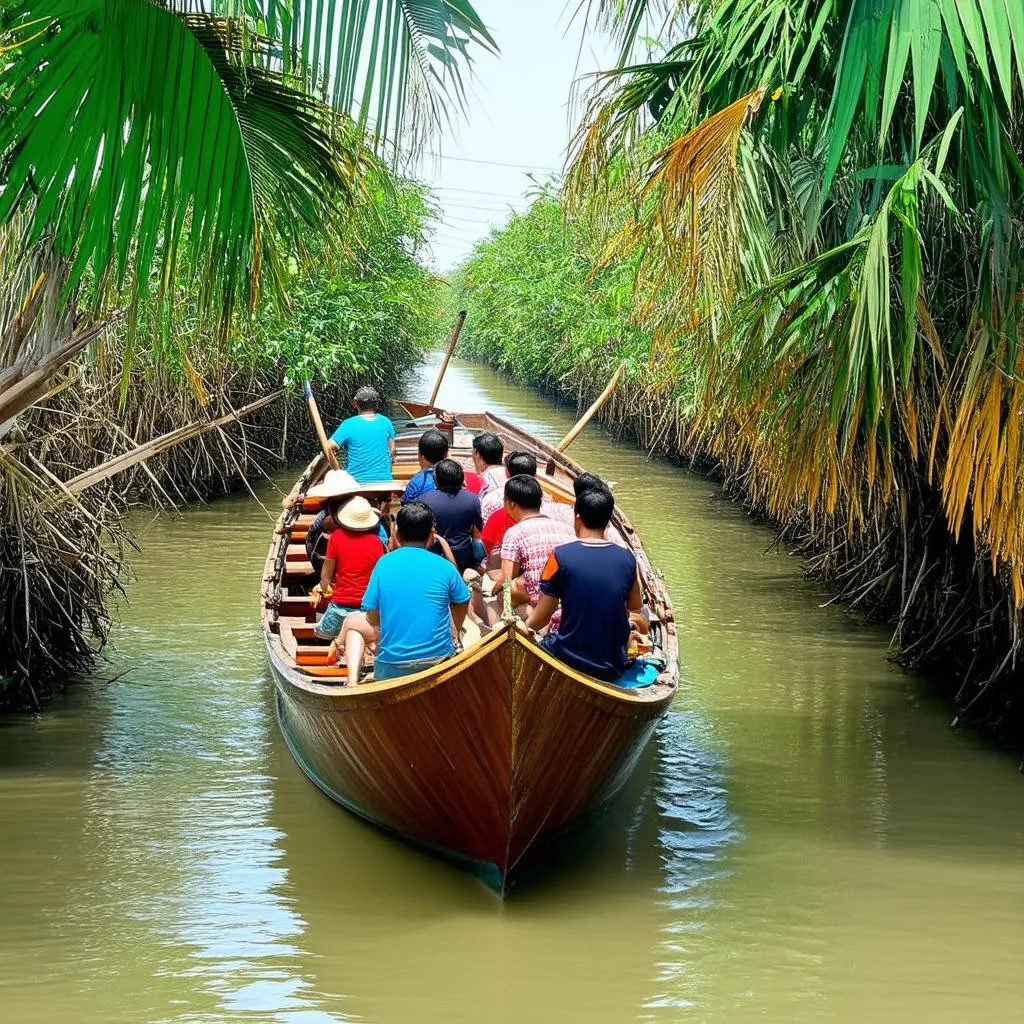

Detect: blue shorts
[372, 656, 448, 681]
[314, 604, 360, 639]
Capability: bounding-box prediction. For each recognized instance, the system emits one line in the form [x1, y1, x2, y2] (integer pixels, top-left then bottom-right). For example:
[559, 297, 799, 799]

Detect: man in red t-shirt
[315, 497, 385, 658]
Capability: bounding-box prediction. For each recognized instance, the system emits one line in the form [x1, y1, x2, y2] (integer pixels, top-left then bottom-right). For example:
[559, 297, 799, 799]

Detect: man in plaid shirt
[499, 475, 575, 618]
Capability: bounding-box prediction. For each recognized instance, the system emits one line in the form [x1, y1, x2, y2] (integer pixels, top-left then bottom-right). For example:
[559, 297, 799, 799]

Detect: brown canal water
[2, 355, 1024, 1023]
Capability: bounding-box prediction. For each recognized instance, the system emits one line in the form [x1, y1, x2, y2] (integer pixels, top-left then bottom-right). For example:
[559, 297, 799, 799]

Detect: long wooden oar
[428, 310, 467, 408]
[304, 380, 340, 471]
[554, 361, 626, 454]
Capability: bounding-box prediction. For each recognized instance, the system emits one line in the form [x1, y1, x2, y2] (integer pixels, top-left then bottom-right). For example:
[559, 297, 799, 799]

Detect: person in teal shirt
[339, 502, 471, 682]
[328, 386, 396, 482]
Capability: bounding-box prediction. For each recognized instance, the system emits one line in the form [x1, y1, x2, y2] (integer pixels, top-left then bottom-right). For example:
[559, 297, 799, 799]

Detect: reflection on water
[1, 355, 1023, 1022]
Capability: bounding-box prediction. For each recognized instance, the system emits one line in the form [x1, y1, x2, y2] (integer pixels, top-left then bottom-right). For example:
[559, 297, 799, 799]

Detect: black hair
[418, 428, 449, 464]
[504, 474, 543, 512]
[326, 498, 346, 523]
[396, 501, 435, 543]
[434, 458, 464, 495]
[575, 485, 615, 530]
[353, 385, 381, 411]
[472, 432, 504, 466]
[505, 450, 537, 477]
[573, 471, 608, 498]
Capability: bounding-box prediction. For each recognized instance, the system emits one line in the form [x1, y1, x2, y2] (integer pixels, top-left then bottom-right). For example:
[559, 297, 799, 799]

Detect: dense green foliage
[0, 0, 493, 334]
[245, 173, 439, 387]
[456, 0, 1024, 736]
[452, 195, 689, 407]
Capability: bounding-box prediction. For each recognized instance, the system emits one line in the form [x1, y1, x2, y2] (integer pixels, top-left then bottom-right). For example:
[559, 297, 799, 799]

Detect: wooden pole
[555, 362, 626, 453]
[428, 310, 467, 408]
[65, 390, 285, 495]
[304, 381, 340, 471]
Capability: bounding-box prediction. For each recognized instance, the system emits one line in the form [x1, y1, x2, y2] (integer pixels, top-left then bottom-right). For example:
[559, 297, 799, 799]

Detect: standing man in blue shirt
[328, 386, 396, 482]
[338, 502, 471, 681]
[400, 428, 449, 503]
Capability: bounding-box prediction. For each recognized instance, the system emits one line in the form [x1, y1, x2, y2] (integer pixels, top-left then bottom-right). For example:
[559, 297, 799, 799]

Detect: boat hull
[266, 625, 671, 892]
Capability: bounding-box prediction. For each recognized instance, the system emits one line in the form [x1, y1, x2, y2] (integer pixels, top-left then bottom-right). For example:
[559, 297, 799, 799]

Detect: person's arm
[436, 535, 459, 569]
[327, 421, 348, 458]
[526, 594, 558, 632]
[627, 568, 643, 613]
[471, 499, 483, 540]
[450, 600, 469, 635]
[320, 557, 336, 594]
[366, 608, 380, 628]
[501, 557, 521, 582]
[386, 418, 397, 463]
[400, 474, 420, 504]
[449, 570, 471, 639]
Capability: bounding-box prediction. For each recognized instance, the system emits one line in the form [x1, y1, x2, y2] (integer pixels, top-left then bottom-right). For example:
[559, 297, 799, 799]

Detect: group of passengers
[294, 387, 651, 686]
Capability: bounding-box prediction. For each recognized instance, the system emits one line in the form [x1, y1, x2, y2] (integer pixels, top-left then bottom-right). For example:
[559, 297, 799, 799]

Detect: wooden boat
[261, 406, 678, 893]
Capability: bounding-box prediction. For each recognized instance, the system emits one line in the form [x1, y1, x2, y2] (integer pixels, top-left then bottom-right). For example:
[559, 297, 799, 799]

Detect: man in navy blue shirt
[420, 459, 484, 571]
[526, 485, 643, 681]
[401, 428, 449, 503]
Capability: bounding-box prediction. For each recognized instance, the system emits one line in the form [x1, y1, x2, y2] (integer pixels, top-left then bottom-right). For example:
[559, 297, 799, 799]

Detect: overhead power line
[422, 152, 562, 173]
[431, 186, 531, 199]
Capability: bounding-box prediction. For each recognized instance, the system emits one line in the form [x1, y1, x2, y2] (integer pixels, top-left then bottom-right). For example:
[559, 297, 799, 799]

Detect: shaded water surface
[2, 355, 1024, 1022]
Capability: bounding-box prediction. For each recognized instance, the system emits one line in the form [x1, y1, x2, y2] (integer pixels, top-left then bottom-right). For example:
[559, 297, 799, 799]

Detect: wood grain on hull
[267, 624, 671, 890]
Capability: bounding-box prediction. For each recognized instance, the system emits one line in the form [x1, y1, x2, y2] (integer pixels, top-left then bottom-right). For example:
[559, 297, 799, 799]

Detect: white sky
[410, 1, 618, 273]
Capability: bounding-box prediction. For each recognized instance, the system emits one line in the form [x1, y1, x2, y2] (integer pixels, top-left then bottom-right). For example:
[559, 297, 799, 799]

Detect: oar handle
[304, 381, 340, 471]
[428, 310, 467, 408]
[554, 361, 626, 454]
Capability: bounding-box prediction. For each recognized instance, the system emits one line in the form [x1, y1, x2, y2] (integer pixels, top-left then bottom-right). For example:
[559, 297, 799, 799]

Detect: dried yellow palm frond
[939, 323, 1024, 605]
[587, 90, 767, 360]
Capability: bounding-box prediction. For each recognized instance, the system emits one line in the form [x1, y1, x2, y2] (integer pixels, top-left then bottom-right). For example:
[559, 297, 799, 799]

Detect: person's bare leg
[339, 613, 377, 684]
[344, 630, 366, 683]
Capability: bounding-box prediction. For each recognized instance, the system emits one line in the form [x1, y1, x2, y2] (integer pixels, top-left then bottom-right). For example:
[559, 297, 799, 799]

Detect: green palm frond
[0, 1, 358, 324]
[205, 0, 498, 144]
[575, 0, 683, 64]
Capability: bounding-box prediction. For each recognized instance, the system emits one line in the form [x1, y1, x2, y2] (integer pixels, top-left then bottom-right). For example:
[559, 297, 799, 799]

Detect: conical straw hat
[307, 469, 358, 499]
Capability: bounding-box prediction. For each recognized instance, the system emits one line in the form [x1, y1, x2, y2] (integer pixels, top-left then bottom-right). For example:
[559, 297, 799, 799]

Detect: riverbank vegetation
[0, 1, 493, 705]
[453, 1, 1024, 741]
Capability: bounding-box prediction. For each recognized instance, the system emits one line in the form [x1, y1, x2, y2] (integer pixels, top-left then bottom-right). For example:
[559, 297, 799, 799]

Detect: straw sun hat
[334, 496, 381, 532]
[307, 469, 358, 499]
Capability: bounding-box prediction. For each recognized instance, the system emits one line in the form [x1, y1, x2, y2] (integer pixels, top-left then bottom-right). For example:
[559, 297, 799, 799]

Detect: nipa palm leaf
[0, 1, 357, 328]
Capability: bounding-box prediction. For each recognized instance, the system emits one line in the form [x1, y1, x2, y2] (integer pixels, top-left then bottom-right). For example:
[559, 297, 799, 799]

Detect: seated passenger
[479, 451, 573, 555]
[297, 468, 357, 569]
[420, 459, 484, 572]
[315, 496, 386, 645]
[340, 502, 471, 681]
[573, 472, 628, 547]
[328, 386, 396, 483]
[472, 432, 507, 499]
[401, 428, 449, 503]
[498, 475, 575, 615]
[526, 486, 642, 681]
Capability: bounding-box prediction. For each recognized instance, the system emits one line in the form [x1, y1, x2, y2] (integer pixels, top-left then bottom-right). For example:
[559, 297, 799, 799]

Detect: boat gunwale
[265, 620, 676, 715]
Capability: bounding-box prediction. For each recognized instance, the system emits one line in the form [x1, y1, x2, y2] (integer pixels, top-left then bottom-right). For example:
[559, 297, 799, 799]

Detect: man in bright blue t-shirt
[328, 386, 396, 483]
[338, 502, 471, 682]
